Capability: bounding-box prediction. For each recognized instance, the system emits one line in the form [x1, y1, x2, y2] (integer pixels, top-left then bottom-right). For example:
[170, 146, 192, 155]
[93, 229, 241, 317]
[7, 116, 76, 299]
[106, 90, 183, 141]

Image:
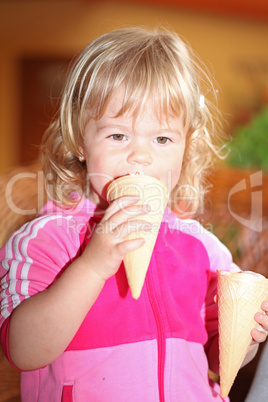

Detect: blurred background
[0, 0, 267, 401]
[0, 0, 268, 172]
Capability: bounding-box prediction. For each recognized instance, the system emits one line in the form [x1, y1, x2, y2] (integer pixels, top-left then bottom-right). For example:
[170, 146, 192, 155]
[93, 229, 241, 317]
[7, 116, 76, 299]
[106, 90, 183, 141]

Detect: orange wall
[117, 0, 268, 21]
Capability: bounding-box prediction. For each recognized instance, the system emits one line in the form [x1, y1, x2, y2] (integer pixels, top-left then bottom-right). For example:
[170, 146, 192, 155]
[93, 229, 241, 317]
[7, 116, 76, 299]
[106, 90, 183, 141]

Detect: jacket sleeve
[0, 214, 84, 359]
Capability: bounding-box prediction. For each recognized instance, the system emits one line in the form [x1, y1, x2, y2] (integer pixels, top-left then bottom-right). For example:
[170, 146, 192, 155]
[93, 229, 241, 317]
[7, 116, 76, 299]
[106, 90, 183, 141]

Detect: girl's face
[83, 89, 186, 209]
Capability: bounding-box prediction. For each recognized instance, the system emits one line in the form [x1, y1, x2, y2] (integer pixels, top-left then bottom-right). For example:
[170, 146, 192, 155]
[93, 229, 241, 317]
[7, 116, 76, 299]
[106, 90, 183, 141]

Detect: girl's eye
[155, 136, 170, 144]
[110, 134, 126, 141]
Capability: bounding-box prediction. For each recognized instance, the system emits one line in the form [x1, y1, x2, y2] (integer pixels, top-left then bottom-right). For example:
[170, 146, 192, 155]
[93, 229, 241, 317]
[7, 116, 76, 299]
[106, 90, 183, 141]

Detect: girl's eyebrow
[158, 128, 181, 134]
[97, 125, 183, 137]
[97, 121, 181, 131]
[97, 123, 132, 132]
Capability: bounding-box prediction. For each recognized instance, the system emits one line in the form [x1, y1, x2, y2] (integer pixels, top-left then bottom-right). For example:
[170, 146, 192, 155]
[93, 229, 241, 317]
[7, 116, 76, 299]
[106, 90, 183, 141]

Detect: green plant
[227, 106, 268, 170]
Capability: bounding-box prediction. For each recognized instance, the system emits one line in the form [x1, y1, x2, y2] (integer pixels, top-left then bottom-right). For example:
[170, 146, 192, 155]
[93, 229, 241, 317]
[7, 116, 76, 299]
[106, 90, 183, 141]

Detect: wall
[0, 0, 268, 172]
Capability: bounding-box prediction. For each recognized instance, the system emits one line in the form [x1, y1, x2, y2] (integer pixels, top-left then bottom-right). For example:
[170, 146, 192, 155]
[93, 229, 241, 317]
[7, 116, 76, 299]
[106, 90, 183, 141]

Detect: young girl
[0, 26, 267, 402]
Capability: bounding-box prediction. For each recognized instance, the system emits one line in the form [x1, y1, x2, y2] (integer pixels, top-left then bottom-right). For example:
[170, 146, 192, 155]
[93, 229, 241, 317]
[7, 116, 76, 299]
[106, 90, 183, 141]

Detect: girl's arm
[8, 196, 150, 371]
[9, 255, 105, 370]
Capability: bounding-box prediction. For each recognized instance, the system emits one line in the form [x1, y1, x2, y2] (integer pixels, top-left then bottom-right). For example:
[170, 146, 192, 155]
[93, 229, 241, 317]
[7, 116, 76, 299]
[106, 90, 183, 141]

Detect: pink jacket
[0, 198, 238, 401]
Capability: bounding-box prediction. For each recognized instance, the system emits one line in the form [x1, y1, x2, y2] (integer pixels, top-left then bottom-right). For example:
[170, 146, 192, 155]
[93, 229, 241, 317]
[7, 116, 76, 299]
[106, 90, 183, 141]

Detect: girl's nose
[127, 147, 153, 166]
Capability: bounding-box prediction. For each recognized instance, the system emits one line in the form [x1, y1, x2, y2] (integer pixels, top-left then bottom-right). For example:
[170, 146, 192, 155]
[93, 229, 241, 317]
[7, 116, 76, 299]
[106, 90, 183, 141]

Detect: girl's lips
[113, 172, 144, 180]
[128, 172, 161, 181]
[113, 173, 161, 181]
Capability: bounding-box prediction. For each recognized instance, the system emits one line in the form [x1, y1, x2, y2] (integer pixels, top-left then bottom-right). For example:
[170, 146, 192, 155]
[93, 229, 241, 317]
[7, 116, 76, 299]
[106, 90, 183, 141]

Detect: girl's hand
[80, 195, 151, 281]
[251, 301, 268, 344]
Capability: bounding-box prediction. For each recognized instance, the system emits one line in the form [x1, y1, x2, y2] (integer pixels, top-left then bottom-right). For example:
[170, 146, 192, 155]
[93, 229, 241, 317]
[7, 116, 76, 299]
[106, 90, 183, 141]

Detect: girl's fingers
[261, 301, 268, 314]
[95, 219, 152, 240]
[251, 327, 267, 344]
[103, 200, 151, 229]
[103, 196, 140, 221]
[255, 311, 268, 331]
[252, 306, 268, 344]
[116, 237, 146, 256]
[112, 220, 152, 240]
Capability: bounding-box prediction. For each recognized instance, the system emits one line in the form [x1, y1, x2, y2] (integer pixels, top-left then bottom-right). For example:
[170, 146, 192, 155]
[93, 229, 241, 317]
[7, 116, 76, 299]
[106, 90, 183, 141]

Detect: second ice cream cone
[107, 175, 169, 299]
[217, 270, 268, 397]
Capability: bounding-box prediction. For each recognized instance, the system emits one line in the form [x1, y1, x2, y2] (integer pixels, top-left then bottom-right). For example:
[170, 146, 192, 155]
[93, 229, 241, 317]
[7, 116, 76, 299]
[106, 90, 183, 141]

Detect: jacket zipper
[146, 265, 166, 402]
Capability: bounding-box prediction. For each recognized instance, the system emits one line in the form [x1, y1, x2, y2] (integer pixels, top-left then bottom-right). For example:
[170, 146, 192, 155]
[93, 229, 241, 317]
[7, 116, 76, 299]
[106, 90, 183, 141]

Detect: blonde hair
[42, 26, 225, 215]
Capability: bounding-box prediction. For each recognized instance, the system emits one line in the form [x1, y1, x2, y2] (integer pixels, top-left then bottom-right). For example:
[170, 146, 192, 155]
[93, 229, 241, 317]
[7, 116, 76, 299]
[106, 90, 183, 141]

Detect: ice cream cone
[217, 270, 268, 398]
[107, 175, 169, 299]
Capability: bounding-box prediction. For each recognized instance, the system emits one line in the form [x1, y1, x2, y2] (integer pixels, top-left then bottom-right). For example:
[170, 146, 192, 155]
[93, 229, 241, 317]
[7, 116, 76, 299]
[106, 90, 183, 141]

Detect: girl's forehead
[101, 87, 182, 125]
[104, 88, 127, 115]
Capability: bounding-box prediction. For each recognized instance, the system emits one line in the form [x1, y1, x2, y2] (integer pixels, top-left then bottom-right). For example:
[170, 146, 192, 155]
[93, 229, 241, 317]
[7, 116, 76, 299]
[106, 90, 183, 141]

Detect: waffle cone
[107, 175, 169, 299]
[217, 270, 268, 397]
